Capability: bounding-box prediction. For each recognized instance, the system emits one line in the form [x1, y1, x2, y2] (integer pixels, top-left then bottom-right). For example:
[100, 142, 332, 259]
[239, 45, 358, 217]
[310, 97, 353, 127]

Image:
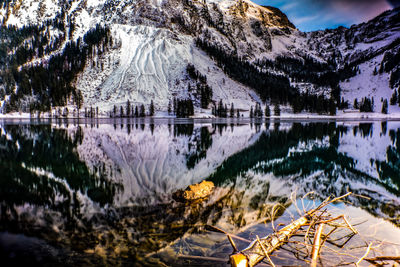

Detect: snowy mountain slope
[306, 8, 400, 110]
[0, 0, 399, 114]
[307, 9, 400, 67]
[0, 0, 62, 27]
[339, 53, 399, 112]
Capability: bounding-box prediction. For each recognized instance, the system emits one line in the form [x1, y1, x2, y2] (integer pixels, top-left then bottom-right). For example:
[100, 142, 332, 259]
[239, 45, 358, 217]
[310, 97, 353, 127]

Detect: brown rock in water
[174, 181, 214, 201]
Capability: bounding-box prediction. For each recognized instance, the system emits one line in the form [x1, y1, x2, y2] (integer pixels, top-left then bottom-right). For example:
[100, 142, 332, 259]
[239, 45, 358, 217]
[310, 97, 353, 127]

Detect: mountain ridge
[0, 0, 399, 116]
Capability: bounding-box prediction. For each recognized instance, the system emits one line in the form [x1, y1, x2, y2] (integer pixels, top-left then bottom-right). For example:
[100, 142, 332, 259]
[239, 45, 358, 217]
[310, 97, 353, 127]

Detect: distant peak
[260, 5, 296, 29]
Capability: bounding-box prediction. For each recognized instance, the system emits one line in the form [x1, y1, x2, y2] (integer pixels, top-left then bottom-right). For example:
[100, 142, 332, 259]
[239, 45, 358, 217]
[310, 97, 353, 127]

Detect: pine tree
[140, 104, 145, 117]
[224, 104, 228, 118]
[329, 98, 336, 116]
[218, 99, 223, 117]
[120, 106, 124, 117]
[398, 89, 400, 107]
[237, 109, 240, 118]
[250, 106, 254, 118]
[292, 97, 302, 113]
[265, 105, 270, 117]
[134, 106, 139, 117]
[75, 90, 83, 112]
[359, 97, 374, 112]
[173, 98, 177, 115]
[126, 100, 131, 117]
[113, 105, 116, 117]
[274, 103, 280, 116]
[149, 100, 155, 116]
[175, 99, 194, 118]
[353, 98, 359, 109]
[168, 101, 172, 115]
[254, 103, 259, 117]
[316, 96, 324, 114]
[230, 103, 234, 118]
[382, 99, 388, 114]
[258, 103, 263, 117]
[390, 89, 398, 105]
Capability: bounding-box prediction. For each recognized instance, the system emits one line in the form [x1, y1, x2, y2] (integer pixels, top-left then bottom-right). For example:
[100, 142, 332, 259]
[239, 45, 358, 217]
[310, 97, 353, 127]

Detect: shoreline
[3, 108, 400, 122]
[1, 114, 400, 124]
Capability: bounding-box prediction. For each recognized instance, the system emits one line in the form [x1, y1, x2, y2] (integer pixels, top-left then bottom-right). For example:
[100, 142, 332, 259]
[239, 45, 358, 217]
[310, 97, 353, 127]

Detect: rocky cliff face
[0, 0, 399, 114]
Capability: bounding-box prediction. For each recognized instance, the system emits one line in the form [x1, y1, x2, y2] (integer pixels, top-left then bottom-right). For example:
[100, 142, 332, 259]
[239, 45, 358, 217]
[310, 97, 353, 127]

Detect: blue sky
[252, 0, 399, 31]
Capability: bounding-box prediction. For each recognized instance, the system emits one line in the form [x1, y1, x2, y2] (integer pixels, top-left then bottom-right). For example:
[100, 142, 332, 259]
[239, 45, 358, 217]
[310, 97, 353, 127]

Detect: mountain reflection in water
[0, 120, 399, 266]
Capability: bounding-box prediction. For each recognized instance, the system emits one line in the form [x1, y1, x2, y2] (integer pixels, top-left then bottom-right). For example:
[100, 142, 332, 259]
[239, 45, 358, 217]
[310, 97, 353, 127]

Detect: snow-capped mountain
[0, 0, 399, 114]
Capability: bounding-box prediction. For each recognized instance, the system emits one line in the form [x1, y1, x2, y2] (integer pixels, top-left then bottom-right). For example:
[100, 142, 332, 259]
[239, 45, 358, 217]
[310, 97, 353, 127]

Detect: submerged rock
[173, 181, 215, 202]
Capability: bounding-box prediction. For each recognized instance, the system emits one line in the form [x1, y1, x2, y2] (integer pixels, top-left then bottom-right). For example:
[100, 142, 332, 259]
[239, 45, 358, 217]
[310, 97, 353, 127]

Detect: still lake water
[0, 118, 400, 266]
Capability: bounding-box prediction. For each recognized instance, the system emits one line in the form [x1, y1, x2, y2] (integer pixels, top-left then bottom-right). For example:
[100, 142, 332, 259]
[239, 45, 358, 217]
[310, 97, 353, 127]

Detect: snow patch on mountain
[340, 55, 392, 110]
[3, 0, 61, 27]
[340, 53, 400, 114]
[76, 23, 261, 113]
[77, 24, 193, 111]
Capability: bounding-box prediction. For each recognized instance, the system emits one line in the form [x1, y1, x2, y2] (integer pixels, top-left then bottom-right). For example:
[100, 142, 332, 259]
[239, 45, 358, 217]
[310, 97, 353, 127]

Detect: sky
[252, 0, 400, 31]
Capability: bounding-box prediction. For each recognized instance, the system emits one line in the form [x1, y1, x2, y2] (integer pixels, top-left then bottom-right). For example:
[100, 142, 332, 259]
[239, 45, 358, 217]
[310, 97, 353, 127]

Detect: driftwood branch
[311, 223, 324, 267]
[356, 243, 372, 266]
[230, 214, 309, 267]
[179, 192, 397, 267]
[229, 192, 354, 267]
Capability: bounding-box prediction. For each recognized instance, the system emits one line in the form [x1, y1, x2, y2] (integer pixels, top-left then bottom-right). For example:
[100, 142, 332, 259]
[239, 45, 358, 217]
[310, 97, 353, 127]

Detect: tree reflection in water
[0, 121, 399, 266]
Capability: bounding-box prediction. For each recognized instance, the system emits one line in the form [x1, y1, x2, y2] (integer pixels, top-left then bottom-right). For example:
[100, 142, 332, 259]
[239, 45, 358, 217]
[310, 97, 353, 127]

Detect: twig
[178, 254, 227, 262]
[322, 226, 338, 243]
[269, 204, 281, 232]
[305, 210, 327, 256]
[308, 192, 352, 217]
[342, 216, 358, 234]
[257, 235, 276, 267]
[311, 223, 324, 267]
[302, 191, 315, 213]
[365, 256, 400, 262]
[291, 190, 303, 216]
[304, 218, 316, 256]
[206, 225, 250, 243]
[352, 193, 371, 200]
[319, 214, 357, 234]
[228, 235, 238, 253]
[325, 232, 356, 249]
[356, 242, 373, 266]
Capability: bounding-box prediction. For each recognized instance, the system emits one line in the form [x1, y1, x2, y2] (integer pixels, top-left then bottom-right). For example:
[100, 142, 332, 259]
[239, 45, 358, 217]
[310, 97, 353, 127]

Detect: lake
[0, 118, 400, 266]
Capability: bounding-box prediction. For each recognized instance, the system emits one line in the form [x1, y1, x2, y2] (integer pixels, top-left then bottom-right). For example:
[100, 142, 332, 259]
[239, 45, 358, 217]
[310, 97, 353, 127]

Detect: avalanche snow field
[0, 119, 400, 266]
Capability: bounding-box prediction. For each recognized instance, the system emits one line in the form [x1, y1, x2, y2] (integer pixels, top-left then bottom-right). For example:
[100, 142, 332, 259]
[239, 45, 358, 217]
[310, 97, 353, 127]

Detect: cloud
[251, 0, 394, 31]
[291, 14, 320, 25]
[327, 0, 392, 24]
[280, 2, 299, 11]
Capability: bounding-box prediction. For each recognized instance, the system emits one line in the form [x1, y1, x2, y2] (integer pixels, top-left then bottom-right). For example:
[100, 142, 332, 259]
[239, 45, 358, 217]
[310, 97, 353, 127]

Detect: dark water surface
[0, 119, 399, 266]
